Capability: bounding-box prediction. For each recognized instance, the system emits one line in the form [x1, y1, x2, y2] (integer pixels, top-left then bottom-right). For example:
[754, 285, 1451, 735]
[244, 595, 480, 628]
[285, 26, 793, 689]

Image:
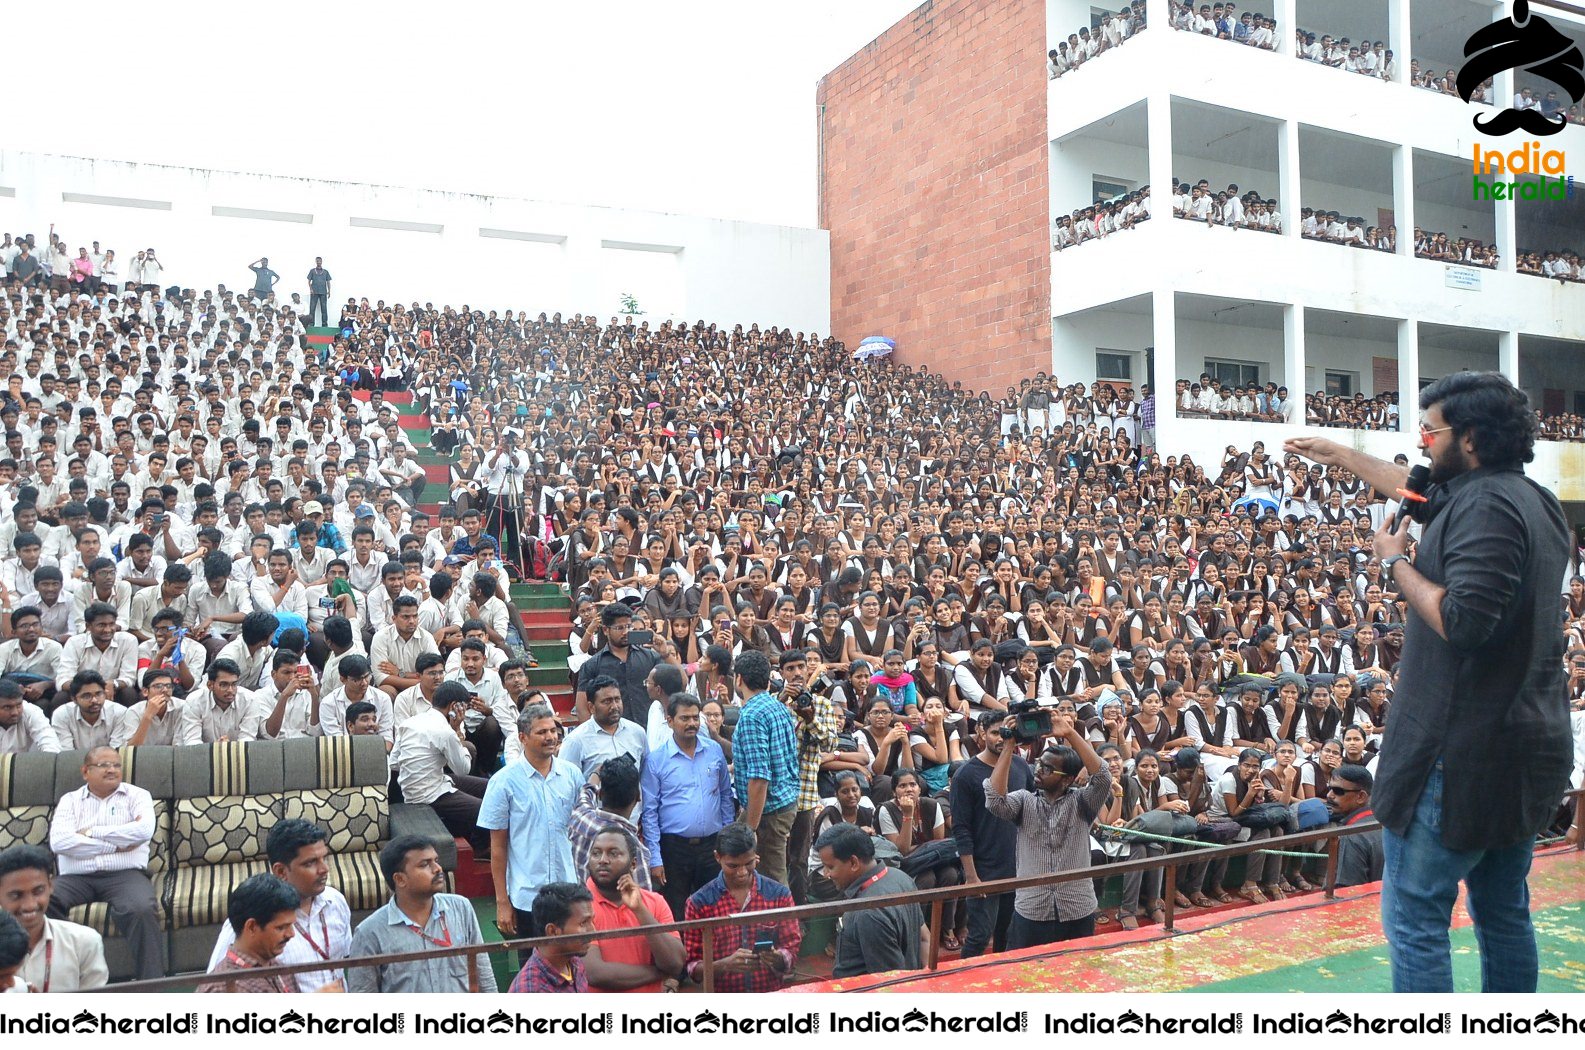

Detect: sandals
[1264, 883, 1287, 901]
[1174, 892, 1194, 909]
[1117, 912, 1140, 930]
[1277, 878, 1296, 895]
[940, 931, 962, 952]
[1148, 900, 1167, 925]
[1292, 876, 1315, 892]
[1211, 889, 1236, 905]
[1190, 893, 1216, 908]
[1238, 883, 1269, 905]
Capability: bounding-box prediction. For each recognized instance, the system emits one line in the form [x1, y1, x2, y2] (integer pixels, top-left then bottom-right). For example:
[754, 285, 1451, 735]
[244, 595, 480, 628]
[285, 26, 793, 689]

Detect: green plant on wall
[619, 292, 644, 315]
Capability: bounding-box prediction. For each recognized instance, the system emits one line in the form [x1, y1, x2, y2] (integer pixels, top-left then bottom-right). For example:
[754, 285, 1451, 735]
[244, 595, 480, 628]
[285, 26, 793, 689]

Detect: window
[1096, 352, 1133, 381]
[1204, 359, 1260, 388]
[1092, 177, 1133, 203]
[1325, 371, 1355, 397]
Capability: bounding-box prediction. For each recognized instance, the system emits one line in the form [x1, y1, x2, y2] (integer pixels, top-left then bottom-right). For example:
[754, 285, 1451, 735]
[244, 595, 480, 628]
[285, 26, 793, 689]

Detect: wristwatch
[1381, 554, 1408, 581]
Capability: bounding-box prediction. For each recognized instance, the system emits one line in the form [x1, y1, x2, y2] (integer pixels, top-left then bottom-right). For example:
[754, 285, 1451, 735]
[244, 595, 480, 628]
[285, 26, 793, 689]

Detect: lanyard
[407, 912, 452, 949]
[856, 867, 889, 895]
[39, 939, 52, 994]
[224, 949, 289, 992]
[295, 911, 331, 961]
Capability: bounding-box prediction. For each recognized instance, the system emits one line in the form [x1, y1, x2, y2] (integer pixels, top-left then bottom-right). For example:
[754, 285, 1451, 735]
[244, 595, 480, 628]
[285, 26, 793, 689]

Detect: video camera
[998, 698, 1054, 744]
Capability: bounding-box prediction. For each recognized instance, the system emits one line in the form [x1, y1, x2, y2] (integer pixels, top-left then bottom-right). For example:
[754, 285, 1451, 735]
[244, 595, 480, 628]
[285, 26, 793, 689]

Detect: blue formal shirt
[640, 733, 735, 865]
[731, 691, 800, 814]
[558, 716, 650, 777]
[477, 755, 584, 910]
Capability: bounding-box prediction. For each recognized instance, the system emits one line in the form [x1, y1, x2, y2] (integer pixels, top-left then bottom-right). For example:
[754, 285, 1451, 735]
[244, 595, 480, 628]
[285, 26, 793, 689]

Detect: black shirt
[580, 644, 661, 726]
[832, 865, 924, 979]
[1375, 466, 1572, 850]
[950, 753, 1034, 880]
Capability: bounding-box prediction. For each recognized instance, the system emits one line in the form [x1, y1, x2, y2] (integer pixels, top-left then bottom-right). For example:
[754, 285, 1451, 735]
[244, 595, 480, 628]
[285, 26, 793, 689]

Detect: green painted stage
[791, 846, 1585, 994]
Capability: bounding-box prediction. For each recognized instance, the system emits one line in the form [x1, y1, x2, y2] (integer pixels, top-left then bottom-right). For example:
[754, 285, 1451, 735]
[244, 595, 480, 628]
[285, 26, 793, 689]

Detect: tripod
[488, 441, 530, 580]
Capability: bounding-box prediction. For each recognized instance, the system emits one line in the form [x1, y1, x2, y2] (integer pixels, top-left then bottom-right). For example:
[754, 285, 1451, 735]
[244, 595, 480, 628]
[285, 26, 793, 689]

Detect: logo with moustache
[1457, 0, 1583, 136]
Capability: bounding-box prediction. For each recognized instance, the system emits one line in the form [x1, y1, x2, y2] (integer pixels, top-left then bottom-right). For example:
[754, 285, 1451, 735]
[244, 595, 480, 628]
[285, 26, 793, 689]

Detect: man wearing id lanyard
[0, 845, 107, 991]
[815, 822, 924, 978]
[347, 835, 496, 993]
[199, 874, 314, 993]
[207, 820, 350, 992]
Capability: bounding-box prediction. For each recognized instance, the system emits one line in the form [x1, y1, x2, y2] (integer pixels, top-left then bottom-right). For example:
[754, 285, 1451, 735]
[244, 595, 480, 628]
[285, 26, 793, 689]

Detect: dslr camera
[999, 699, 1054, 744]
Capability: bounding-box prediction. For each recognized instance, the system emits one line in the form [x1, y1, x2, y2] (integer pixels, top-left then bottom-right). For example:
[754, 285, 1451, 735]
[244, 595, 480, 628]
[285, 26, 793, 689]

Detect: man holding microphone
[1287, 372, 1572, 993]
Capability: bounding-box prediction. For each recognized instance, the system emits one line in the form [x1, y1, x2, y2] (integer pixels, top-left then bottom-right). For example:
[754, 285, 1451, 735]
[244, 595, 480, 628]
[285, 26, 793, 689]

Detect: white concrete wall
[0, 151, 831, 333]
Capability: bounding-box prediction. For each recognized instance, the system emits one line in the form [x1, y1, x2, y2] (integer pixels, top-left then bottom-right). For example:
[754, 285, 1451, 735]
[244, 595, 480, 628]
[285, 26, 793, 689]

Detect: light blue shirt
[477, 756, 584, 911]
[558, 716, 649, 777]
[640, 734, 735, 866]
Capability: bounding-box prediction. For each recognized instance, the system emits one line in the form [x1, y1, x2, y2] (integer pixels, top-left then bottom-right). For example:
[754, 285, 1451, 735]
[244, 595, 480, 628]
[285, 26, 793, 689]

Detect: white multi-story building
[1044, 0, 1585, 498]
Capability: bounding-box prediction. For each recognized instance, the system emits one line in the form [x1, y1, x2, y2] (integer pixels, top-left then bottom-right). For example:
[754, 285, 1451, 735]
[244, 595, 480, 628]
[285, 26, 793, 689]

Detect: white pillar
[1275, 0, 1297, 56]
[1387, 0, 1411, 84]
[1284, 303, 1307, 403]
[1278, 118, 1301, 241]
[1145, 0, 1171, 34]
[1396, 319, 1419, 414]
[1392, 145, 1415, 255]
[1153, 287, 1177, 426]
[1147, 92, 1174, 233]
[1494, 179, 1517, 272]
[1499, 329, 1520, 384]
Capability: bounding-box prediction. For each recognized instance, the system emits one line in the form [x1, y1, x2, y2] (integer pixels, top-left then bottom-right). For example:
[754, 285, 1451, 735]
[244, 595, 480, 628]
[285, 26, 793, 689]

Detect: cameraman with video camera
[985, 707, 1110, 949]
[484, 427, 532, 568]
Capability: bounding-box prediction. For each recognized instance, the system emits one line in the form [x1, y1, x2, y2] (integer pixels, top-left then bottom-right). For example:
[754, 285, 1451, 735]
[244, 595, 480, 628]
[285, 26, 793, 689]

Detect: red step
[521, 623, 564, 641]
[423, 464, 450, 484]
[306, 333, 335, 346]
[519, 609, 567, 627]
[350, 390, 415, 404]
[544, 690, 576, 720]
[449, 840, 494, 898]
[398, 413, 428, 429]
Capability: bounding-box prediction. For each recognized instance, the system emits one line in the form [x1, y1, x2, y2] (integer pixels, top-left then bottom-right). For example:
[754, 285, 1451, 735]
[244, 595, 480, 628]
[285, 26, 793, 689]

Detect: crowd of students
[1172, 181, 1282, 233]
[1052, 190, 1152, 250]
[1048, 3, 1147, 79]
[0, 218, 1581, 995]
[1301, 210, 1395, 253]
[1168, 1, 1276, 48]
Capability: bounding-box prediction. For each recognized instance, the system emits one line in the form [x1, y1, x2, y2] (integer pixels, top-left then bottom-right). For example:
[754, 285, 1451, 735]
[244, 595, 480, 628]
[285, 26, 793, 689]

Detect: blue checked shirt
[731, 691, 800, 814]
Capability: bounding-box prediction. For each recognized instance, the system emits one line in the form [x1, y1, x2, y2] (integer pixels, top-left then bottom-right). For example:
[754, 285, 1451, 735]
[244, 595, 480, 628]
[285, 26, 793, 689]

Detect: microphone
[1394, 464, 1432, 527]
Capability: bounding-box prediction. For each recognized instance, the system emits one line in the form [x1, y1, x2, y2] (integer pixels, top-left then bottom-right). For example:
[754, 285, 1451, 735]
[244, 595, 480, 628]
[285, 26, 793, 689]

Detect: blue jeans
[1381, 765, 1539, 992]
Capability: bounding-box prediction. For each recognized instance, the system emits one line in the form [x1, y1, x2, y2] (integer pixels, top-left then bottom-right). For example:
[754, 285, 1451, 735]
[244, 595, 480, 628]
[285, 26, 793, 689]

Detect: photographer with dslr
[985, 708, 1110, 949]
[484, 428, 532, 569]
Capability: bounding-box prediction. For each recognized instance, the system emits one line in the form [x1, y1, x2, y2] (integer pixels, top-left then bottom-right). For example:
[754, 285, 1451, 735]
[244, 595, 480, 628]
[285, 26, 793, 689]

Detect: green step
[408, 430, 432, 446]
[510, 582, 563, 601]
[528, 642, 570, 663]
[527, 665, 570, 687]
[306, 325, 340, 336]
[515, 594, 567, 611]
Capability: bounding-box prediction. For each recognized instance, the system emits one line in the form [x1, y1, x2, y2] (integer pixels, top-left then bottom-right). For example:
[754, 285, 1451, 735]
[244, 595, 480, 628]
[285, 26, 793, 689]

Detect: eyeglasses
[1324, 784, 1361, 796]
[85, 762, 121, 771]
[1418, 422, 1453, 445]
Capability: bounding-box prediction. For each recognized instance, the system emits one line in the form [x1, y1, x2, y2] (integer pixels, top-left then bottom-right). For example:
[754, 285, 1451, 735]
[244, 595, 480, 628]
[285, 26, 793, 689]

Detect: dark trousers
[787, 808, 815, 905]
[659, 833, 721, 920]
[484, 492, 523, 568]
[466, 716, 504, 777]
[49, 869, 165, 980]
[962, 890, 1016, 958]
[1007, 910, 1096, 950]
[308, 292, 329, 326]
[430, 774, 491, 854]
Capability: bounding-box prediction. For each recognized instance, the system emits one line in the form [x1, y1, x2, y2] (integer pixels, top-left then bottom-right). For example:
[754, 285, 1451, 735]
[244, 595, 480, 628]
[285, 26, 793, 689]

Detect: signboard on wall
[1444, 265, 1483, 291]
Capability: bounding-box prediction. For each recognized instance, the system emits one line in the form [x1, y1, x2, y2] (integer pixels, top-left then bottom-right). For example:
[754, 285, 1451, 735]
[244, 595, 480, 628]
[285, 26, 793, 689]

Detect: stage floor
[791, 846, 1585, 994]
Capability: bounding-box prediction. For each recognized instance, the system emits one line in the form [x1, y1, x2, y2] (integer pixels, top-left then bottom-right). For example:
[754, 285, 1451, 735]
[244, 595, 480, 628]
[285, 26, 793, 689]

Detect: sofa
[0, 735, 456, 979]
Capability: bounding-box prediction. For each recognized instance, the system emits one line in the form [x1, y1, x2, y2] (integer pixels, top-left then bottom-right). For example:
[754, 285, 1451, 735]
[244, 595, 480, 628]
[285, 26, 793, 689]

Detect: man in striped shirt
[46, 747, 165, 979]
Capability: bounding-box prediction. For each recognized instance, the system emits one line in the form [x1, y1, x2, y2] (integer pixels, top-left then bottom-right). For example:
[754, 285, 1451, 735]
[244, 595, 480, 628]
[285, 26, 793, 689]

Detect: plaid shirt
[786, 693, 842, 813]
[566, 783, 652, 889]
[682, 873, 802, 992]
[1139, 394, 1156, 431]
[508, 951, 588, 993]
[731, 691, 801, 814]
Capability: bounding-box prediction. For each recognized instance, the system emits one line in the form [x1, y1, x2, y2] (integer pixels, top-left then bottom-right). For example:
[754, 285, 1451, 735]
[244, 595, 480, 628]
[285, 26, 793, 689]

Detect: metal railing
[91, 787, 1585, 994]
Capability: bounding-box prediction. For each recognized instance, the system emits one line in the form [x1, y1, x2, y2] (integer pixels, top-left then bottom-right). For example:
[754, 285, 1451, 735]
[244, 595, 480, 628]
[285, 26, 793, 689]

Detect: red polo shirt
[586, 878, 677, 993]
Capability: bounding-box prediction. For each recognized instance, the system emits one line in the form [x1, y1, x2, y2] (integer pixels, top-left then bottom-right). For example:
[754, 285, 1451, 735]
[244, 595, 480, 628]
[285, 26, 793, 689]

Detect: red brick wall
[817, 0, 1049, 393]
